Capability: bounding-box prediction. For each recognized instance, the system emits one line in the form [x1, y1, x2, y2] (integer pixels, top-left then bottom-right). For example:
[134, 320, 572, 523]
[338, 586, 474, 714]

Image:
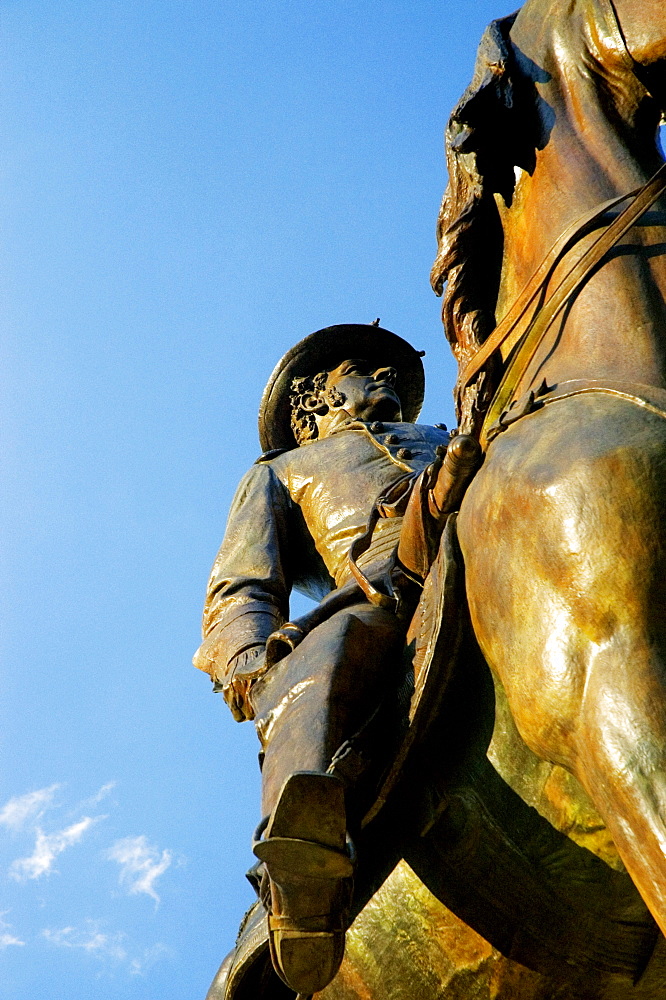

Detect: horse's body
[435, 0, 666, 934]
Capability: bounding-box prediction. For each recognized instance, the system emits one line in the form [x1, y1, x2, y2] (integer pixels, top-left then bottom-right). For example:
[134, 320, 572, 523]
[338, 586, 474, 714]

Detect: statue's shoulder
[254, 447, 291, 466]
[253, 439, 338, 477]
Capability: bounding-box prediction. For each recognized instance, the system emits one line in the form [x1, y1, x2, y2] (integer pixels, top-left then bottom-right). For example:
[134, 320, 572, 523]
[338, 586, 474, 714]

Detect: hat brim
[258, 325, 426, 452]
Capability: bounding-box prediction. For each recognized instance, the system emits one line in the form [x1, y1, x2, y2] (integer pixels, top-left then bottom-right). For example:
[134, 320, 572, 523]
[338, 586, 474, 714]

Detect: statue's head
[258, 325, 425, 453]
[289, 359, 403, 444]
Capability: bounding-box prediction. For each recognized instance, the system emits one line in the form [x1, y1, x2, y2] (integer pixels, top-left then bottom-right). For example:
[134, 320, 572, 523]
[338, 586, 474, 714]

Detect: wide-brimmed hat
[258, 324, 426, 452]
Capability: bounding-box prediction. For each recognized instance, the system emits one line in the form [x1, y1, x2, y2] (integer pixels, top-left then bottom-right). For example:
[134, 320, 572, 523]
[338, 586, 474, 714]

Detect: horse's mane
[431, 13, 524, 422]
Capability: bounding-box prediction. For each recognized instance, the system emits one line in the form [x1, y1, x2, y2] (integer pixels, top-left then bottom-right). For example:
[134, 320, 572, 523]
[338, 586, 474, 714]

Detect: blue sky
[0, 2, 518, 997]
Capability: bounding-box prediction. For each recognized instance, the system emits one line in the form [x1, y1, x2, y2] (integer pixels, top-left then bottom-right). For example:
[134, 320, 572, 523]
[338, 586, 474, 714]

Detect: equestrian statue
[199, 0, 666, 996]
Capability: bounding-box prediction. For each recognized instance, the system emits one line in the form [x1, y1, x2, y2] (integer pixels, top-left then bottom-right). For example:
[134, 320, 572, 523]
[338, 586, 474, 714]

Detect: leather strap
[347, 472, 416, 609]
[478, 163, 666, 447]
[459, 186, 644, 390]
[484, 379, 666, 446]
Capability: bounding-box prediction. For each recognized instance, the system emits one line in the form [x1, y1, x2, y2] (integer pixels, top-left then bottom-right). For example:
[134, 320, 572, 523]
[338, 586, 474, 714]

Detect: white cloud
[42, 921, 127, 962]
[10, 816, 102, 881]
[107, 836, 172, 903]
[78, 782, 116, 810]
[129, 942, 170, 976]
[0, 913, 25, 949]
[0, 933, 25, 949]
[0, 785, 60, 832]
[42, 922, 169, 975]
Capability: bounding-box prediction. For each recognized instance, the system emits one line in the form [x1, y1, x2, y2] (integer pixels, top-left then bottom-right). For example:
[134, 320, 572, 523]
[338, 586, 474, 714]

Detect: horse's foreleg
[463, 540, 666, 935]
[573, 636, 666, 931]
[457, 401, 666, 934]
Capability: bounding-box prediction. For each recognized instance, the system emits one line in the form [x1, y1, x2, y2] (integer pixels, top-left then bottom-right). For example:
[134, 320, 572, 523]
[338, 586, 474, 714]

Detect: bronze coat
[194, 420, 449, 685]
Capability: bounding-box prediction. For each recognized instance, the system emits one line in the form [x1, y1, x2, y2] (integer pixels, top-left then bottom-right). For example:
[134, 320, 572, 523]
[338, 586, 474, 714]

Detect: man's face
[325, 358, 402, 422]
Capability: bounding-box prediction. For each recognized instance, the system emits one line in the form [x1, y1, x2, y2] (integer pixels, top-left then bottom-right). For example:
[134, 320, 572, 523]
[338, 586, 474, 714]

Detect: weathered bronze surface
[314, 587, 665, 999]
[196, 324, 468, 995]
[432, 0, 666, 939]
[200, 0, 666, 993]
[319, 863, 666, 1000]
[414, 0, 666, 992]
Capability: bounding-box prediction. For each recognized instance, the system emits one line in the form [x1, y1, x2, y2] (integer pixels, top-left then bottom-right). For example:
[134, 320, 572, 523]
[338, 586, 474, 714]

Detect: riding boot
[253, 771, 354, 995]
[247, 603, 405, 992]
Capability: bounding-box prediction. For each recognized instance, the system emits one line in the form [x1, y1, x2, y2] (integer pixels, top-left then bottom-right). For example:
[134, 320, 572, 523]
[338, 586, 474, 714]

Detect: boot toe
[269, 926, 345, 994]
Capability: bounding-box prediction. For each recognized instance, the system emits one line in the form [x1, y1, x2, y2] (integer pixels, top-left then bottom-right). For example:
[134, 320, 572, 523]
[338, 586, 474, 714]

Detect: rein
[456, 162, 666, 449]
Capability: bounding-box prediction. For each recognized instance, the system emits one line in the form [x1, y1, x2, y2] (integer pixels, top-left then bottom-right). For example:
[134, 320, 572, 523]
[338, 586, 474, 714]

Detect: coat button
[397, 447, 413, 460]
[370, 421, 384, 433]
[385, 433, 399, 445]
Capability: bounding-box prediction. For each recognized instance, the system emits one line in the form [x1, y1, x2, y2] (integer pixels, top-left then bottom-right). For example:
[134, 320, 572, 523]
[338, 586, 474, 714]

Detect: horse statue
[431, 0, 666, 944]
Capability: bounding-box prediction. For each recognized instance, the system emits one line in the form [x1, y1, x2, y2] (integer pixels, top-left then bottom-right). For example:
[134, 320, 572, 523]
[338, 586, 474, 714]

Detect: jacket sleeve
[193, 462, 293, 684]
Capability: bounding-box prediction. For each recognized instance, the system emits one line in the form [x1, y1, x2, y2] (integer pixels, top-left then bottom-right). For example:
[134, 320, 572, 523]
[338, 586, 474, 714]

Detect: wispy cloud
[129, 942, 170, 975]
[10, 816, 103, 881]
[42, 921, 127, 962]
[77, 782, 117, 810]
[42, 921, 169, 974]
[0, 913, 25, 949]
[0, 785, 60, 832]
[0, 933, 25, 949]
[107, 836, 172, 903]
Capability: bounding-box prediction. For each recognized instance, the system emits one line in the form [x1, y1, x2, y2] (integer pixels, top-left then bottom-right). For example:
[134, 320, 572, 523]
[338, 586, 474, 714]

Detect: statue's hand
[217, 645, 267, 722]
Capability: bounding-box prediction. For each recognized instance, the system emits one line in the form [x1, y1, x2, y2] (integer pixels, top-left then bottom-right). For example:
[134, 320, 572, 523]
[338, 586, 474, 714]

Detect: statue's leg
[250, 601, 404, 819]
[248, 601, 405, 995]
[457, 395, 666, 936]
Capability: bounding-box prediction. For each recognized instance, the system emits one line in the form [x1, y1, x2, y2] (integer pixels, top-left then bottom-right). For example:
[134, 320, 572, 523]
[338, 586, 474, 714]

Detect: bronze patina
[195, 324, 481, 997]
[433, 0, 666, 939]
[199, 0, 666, 995]
[373, 0, 666, 993]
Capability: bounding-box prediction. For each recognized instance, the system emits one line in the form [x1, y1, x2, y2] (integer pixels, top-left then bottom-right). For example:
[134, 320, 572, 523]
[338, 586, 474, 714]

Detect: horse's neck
[495, 144, 665, 316]
[491, 0, 666, 391]
[495, 146, 666, 392]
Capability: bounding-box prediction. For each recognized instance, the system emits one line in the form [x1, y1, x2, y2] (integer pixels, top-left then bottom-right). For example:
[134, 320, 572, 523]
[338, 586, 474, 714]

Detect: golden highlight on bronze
[197, 0, 666, 995]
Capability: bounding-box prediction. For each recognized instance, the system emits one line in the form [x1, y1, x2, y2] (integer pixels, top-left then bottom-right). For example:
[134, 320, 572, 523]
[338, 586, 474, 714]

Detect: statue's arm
[193, 462, 294, 720]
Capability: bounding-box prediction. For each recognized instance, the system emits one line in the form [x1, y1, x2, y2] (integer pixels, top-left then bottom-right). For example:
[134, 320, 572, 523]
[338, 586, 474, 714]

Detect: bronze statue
[194, 324, 479, 997]
[198, 0, 666, 995]
[432, 0, 666, 944]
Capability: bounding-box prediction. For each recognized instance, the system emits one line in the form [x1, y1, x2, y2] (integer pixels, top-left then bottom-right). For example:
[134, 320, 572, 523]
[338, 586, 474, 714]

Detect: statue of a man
[194, 324, 478, 996]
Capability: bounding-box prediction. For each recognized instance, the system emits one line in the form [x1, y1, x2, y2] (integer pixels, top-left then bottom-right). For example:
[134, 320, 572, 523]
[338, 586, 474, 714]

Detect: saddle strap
[485, 379, 666, 444]
[479, 163, 666, 447]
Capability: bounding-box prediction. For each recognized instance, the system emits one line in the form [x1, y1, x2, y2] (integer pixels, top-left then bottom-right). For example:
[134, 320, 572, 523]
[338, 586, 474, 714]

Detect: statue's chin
[361, 393, 402, 423]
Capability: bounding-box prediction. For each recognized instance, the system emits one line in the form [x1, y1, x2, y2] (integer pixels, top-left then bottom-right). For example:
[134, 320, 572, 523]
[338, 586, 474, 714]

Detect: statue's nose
[373, 366, 397, 384]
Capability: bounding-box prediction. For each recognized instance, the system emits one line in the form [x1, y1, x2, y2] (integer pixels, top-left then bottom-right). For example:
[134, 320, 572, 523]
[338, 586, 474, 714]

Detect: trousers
[249, 601, 406, 820]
